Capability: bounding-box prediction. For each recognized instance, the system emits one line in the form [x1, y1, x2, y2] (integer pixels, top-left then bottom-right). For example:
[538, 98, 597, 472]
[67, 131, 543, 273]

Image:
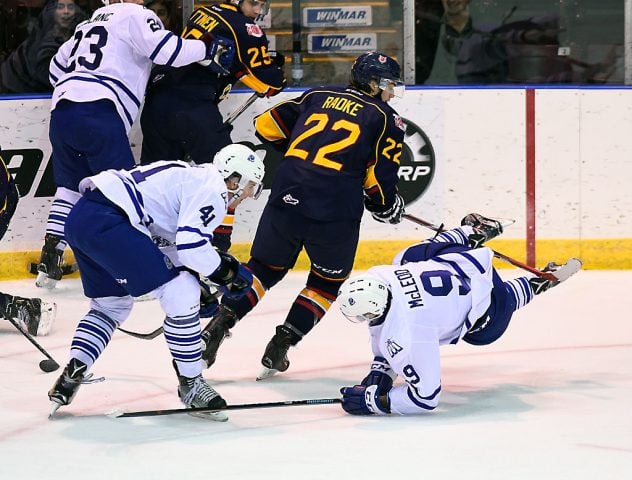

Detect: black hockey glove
[199, 32, 235, 76]
[365, 193, 405, 224]
[361, 356, 396, 394]
[269, 50, 285, 67]
[340, 385, 391, 415]
[206, 251, 252, 300]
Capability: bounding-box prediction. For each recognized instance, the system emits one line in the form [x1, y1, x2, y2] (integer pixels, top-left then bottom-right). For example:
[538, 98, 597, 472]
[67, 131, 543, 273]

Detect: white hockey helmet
[213, 144, 265, 200]
[338, 274, 390, 323]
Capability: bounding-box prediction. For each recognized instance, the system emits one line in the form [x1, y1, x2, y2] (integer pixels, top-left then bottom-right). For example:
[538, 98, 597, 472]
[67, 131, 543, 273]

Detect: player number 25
[285, 113, 360, 171]
[247, 46, 272, 68]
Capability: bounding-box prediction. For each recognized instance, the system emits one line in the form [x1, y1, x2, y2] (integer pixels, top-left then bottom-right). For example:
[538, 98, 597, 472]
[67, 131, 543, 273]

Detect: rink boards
[1, 87, 631, 278]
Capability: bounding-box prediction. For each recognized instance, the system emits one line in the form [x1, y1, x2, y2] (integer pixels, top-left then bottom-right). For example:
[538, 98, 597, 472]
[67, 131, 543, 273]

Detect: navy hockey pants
[65, 189, 178, 298]
[398, 241, 517, 346]
[139, 88, 232, 165]
[49, 99, 135, 191]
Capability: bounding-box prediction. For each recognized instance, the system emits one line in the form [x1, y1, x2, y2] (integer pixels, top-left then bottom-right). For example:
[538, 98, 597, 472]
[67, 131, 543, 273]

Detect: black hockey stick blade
[6, 317, 60, 371]
[108, 398, 342, 418]
[28, 262, 78, 276]
[117, 326, 164, 340]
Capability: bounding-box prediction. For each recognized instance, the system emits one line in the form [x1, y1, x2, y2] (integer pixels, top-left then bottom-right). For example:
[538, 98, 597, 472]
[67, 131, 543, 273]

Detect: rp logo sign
[397, 119, 436, 206]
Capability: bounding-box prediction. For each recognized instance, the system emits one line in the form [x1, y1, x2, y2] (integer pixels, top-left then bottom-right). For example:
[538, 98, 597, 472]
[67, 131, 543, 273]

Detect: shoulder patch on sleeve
[393, 114, 405, 131]
[246, 23, 264, 37]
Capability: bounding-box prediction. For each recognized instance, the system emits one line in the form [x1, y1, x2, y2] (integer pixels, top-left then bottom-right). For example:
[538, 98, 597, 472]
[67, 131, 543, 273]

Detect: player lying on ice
[336, 213, 581, 416]
[47, 144, 264, 420]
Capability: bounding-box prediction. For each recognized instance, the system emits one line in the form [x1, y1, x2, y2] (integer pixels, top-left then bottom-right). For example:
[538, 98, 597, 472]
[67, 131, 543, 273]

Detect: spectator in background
[425, 0, 510, 84]
[0, 0, 85, 94]
[422, 0, 616, 85]
[145, 0, 176, 33]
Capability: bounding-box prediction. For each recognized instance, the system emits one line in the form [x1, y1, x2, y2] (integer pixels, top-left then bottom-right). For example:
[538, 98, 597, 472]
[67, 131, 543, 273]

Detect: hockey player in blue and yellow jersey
[140, 0, 285, 166]
[200, 51, 407, 380]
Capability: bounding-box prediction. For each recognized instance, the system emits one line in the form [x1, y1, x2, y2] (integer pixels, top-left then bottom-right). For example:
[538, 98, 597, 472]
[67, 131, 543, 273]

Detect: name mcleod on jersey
[394, 268, 424, 308]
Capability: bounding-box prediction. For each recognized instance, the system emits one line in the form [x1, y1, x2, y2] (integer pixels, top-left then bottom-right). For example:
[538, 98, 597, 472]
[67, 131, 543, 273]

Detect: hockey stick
[402, 213, 559, 281]
[6, 317, 60, 372]
[224, 92, 258, 126]
[109, 397, 342, 418]
[117, 326, 163, 340]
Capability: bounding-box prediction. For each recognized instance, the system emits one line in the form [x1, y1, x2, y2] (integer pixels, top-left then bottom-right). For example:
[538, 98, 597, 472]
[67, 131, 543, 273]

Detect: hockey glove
[340, 385, 391, 416]
[198, 276, 220, 318]
[206, 251, 253, 300]
[199, 32, 235, 76]
[365, 193, 405, 225]
[269, 50, 285, 67]
[257, 75, 287, 98]
[361, 356, 397, 394]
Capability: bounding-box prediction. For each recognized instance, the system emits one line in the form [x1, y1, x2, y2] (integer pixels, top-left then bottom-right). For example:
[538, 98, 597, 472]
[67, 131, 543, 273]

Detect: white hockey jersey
[49, 3, 207, 132]
[366, 248, 495, 414]
[79, 161, 228, 277]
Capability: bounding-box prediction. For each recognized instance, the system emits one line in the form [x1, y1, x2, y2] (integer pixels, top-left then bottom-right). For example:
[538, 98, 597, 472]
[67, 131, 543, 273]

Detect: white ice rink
[1, 270, 631, 479]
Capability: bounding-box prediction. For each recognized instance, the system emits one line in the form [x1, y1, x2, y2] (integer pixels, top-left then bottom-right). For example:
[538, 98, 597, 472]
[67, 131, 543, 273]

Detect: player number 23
[286, 113, 360, 171]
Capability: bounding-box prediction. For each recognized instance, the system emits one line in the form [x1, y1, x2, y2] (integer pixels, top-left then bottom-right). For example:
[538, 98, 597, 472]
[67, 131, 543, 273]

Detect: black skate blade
[29, 262, 79, 276]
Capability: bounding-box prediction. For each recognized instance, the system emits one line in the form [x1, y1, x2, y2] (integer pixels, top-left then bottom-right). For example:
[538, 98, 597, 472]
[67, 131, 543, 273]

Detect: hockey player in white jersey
[47, 144, 264, 419]
[36, 0, 235, 289]
[337, 214, 581, 416]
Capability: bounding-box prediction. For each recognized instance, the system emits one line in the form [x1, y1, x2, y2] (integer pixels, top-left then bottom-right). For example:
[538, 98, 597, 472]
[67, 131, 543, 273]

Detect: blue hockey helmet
[350, 52, 404, 97]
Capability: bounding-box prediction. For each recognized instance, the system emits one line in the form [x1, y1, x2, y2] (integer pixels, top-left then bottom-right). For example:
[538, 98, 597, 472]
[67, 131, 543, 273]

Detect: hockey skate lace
[15, 307, 30, 331]
[65, 372, 105, 386]
[183, 376, 217, 406]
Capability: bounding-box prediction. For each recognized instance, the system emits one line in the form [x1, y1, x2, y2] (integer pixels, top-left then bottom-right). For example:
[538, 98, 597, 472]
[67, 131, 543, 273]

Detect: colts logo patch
[246, 24, 264, 37]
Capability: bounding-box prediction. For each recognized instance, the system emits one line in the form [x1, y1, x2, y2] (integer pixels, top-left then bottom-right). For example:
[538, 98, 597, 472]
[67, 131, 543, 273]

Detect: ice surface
[1, 270, 630, 479]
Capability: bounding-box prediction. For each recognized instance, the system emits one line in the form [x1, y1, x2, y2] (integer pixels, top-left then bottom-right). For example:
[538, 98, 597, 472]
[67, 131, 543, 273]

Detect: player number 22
[286, 113, 360, 171]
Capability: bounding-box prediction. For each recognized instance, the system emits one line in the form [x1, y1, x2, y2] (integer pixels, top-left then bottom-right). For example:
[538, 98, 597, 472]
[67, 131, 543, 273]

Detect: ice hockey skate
[5, 296, 56, 336]
[177, 372, 228, 421]
[461, 213, 515, 248]
[529, 258, 582, 295]
[200, 305, 237, 368]
[257, 325, 295, 381]
[35, 234, 66, 289]
[48, 358, 104, 417]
